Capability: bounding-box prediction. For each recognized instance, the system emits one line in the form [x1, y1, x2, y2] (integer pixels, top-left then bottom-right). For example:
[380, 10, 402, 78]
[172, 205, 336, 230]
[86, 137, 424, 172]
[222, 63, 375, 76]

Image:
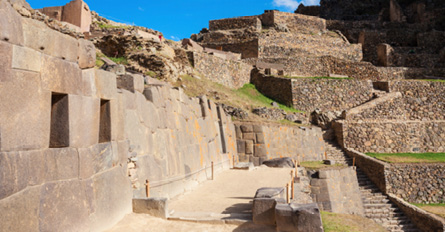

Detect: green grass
[412, 203, 445, 219]
[366, 152, 445, 163]
[321, 211, 387, 232]
[109, 57, 128, 65]
[235, 84, 303, 113]
[145, 71, 157, 78]
[300, 161, 346, 170]
[419, 79, 445, 83]
[413, 203, 445, 207]
[284, 76, 353, 80]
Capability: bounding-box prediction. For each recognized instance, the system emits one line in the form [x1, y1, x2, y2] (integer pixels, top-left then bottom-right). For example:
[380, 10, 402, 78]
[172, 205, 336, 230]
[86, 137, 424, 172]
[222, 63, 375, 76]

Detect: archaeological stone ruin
[0, 0, 445, 231]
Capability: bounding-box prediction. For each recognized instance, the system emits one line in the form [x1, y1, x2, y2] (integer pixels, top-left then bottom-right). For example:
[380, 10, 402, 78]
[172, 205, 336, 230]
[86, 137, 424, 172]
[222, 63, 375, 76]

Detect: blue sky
[26, 0, 320, 41]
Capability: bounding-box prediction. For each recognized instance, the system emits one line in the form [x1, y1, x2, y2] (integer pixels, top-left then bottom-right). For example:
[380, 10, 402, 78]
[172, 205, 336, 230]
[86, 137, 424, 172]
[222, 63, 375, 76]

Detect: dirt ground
[104, 213, 276, 232]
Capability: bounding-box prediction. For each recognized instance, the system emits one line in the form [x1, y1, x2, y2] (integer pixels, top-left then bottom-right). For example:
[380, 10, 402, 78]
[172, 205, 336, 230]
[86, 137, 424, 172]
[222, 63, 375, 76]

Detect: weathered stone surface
[81, 68, 97, 96]
[44, 148, 79, 181]
[117, 74, 135, 92]
[41, 54, 83, 95]
[90, 167, 132, 232]
[39, 180, 90, 232]
[95, 69, 117, 100]
[275, 203, 324, 232]
[133, 74, 145, 93]
[255, 187, 285, 199]
[52, 31, 79, 62]
[69, 95, 100, 148]
[263, 157, 295, 168]
[253, 198, 286, 225]
[0, 41, 12, 82]
[0, 70, 50, 152]
[0, 0, 24, 45]
[12, 45, 41, 72]
[78, 39, 96, 69]
[0, 186, 40, 232]
[133, 198, 169, 219]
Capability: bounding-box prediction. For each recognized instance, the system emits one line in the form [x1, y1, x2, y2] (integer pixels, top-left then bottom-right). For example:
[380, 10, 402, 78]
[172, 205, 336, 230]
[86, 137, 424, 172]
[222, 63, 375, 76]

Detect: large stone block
[275, 203, 324, 232]
[133, 74, 145, 93]
[133, 198, 168, 219]
[117, 74, 135, 93]
[41, 54, 83, 95]
[0, 70, 50, 152]
[44, 148, 79, 181]
[0, 41, 12, 82]
[255, 187, 286, 199]
[0, 150, 45, 200]
[0, 0, 24, 45]
[69, 95, 100, 148]
[39, 180, 90, 232]
[263, 157, 295, 168]
[0, 186, 40, 232]
[89, 167, 132, 232]
[22, 18, 55, 56]
[81, 68, 97, 96]
[12, 45, 41, 72]
[52, 31, 78, 62]
[78, 142, 117, 179]
[95, 69, 117, 100]
[78, 39, 95, 69]
[253, 198, 286, 225]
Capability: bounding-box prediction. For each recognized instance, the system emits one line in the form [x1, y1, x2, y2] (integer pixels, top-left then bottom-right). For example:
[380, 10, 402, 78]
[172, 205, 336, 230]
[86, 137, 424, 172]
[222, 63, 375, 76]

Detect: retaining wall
[192, 51, 252, 89]
[209, 16, 261, 32]
[235, 122, 325, 166]
[0, 2, 237, 231]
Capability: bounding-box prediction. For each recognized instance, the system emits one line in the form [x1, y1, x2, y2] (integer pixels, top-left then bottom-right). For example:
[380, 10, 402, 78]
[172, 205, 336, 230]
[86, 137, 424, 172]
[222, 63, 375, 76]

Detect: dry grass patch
[322, 211, 387, 232]
[413, 203, 445, 219]
[300, 161, 346, 170]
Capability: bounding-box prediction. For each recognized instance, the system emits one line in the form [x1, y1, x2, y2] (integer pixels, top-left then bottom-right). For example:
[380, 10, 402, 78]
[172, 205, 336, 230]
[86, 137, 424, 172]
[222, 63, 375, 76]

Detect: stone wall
[387, 164, 445, 203]
[258, 33, 362, 62]
[311, 167, 364, 216]
[251, 69, 294, 107]
[388, 194, 445, 232]
[261, 10, 326, 32]
[235, 122, 325, 166]
[0, 1, 237, 231]
[209, 16, 261, 32]
[338, 120, 445, 153]
[389, 81, 445, 121]
[192, 51, 252, 88]
[291, 78, 373, 112]
[203, 39, 259, 59]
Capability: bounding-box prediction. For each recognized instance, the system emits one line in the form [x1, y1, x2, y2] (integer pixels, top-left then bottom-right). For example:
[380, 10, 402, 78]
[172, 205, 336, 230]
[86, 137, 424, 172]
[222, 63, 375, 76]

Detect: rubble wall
[291, 78, 373, 112]
[338, 121, 445, 153]
[209, 16, 261, 31]
[234, 122, 325, 166]
[192, 52, 252, 88]
[0, 1, 237, 231]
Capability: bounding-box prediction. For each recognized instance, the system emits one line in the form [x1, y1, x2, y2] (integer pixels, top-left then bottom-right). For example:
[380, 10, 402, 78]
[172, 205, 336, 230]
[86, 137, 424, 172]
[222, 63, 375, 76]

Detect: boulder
[262, 157, 295, 168]
[275, 203, 324, 232]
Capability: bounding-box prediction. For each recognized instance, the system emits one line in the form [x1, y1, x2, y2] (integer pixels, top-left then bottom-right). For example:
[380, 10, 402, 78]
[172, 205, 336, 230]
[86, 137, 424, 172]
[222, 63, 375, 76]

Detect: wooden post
[290, 171, 295, 200]
[324, 151, 328, 160]
[146, 180, 150, 198]
[353, 157, 356, 167]
[211, 161, 214, 180]
[233, 155, 236, 168]
[286, 183, 290, 203]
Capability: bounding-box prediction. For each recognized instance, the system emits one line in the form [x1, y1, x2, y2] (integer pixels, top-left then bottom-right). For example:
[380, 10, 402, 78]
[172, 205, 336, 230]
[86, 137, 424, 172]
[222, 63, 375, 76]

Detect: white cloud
[170, 36, 180, 41]
[272, 0, 320, 11]
[273, 0, 301, 10]
[138, 7, 144, 12]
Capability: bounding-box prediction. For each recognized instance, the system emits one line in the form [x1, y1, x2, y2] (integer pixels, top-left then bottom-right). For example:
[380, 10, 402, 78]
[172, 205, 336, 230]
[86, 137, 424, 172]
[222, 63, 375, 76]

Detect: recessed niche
[50, 93, 69, 148]
[99, 99, 111, 143]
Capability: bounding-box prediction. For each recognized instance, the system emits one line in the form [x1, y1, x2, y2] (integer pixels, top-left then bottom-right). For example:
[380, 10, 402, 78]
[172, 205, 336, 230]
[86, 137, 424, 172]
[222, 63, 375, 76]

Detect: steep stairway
[357, 169, 420, 232]
[324, 140, 420, 232]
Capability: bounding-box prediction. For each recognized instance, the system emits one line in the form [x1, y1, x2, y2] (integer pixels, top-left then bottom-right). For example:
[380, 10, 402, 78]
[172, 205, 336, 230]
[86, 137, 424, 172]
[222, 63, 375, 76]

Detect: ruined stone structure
[38, 0, 92, 33]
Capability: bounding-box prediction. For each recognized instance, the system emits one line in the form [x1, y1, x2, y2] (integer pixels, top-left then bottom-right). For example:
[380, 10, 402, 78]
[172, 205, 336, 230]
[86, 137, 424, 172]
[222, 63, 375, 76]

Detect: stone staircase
[324, 141, 420, 232]
[357, 169, 420, 232]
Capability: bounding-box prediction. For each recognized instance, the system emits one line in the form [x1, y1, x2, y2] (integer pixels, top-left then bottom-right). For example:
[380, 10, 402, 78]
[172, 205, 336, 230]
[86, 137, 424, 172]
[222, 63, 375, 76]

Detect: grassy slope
[322, 211, 387, 232]
[366, 153, 445, 163]
[173, 74, 304, 122]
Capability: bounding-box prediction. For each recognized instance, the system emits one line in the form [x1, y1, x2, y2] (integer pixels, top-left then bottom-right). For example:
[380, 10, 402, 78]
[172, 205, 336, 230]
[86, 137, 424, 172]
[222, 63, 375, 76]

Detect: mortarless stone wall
[0, 1, 237, 231]
[209, 16, 261, 32]
[235, 122, 325, 166]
